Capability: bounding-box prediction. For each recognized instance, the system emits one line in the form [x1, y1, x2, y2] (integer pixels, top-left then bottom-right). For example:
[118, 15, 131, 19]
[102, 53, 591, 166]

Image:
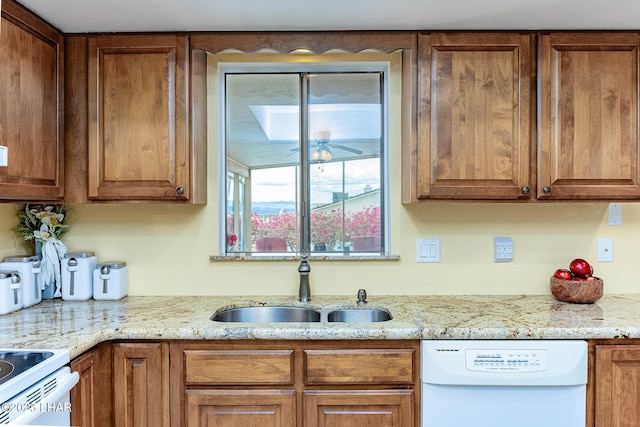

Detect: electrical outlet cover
[494, 237, 513, 263]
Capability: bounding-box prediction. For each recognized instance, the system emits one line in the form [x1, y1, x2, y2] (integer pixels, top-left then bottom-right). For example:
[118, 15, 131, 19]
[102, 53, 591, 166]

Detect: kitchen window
[220, 59, 390, 256]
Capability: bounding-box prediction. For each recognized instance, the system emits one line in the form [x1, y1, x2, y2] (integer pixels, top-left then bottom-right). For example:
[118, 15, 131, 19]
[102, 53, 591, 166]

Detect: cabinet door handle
[176, 187, 185, 196]
[543, 186, 551, 194]
[522, 186, 530, 194]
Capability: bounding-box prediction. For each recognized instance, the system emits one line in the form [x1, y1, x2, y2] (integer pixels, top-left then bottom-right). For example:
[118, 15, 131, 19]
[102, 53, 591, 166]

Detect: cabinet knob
[522, 186, 530, 194]
[176, 187, 185, 196]
[543, 186, 551, 194]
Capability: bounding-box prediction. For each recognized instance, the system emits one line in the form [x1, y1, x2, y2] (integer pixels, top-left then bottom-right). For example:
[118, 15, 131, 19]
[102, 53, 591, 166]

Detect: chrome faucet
[357, 288, 367, 304]
[298, 257, 311, 302]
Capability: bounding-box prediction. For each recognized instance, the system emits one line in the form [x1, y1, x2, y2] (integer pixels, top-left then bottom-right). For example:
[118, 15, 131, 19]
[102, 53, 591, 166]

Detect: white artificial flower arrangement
[14, 205, 69, 297]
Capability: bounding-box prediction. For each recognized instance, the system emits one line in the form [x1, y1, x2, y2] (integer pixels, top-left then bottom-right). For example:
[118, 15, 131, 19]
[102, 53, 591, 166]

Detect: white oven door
[3, 367, 79, 426]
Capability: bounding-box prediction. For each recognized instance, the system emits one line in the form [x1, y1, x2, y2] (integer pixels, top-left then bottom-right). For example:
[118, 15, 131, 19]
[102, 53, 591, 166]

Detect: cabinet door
[70, 343, 112, 427]
[185, 389, 296, 427]
[88, 35, 190, 201]
[70, 348, 98, 427]
[538, 33, 640, 200]
[417, 33, 533, 200]
[113, 342, 169, 427]
[304, 390, 413, 427]
[0, 0, 64, 200]
[595, 344, 640, 426]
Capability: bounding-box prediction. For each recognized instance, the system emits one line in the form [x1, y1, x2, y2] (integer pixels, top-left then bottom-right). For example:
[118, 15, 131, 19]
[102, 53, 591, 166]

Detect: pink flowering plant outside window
[344, 206, 381, 239]
[226, 233, 237, 249]
[309, 209, 344, 250]
[246, 206, 382, 253]
[226, 214, 239, 250]
[250, 211, 299, 251]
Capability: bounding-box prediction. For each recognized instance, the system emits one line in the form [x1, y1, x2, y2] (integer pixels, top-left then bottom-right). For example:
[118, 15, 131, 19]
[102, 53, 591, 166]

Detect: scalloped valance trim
[190, 31, 417, 55]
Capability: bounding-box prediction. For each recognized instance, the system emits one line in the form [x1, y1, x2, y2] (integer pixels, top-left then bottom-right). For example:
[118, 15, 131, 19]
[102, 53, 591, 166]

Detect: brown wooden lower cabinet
[72, 340, 418, 426]
[113, 342, 170, 427]
[70, 338, 640, 427]
[304, 389, 413, 427]
[70, 342, 112, 427]
[170, 340, 419, 427]
[184, 388, 414, 427]
[591, 340, 640, 427]
[185, 389, 296, 427]
[70, 347, 99, 427]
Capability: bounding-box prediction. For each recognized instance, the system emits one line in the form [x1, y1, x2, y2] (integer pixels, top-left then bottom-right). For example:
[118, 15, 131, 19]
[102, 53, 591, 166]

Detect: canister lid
[3, 255, 39, 263]
[64, 251, 95, 258]
[97, 261, 126, 269]
[0, 270, 19, 279]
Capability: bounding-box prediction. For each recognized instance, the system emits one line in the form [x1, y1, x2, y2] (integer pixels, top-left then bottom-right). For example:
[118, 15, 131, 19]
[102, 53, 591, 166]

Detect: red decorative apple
[553, 269, 574, 280]
[569, 258, 593, 278]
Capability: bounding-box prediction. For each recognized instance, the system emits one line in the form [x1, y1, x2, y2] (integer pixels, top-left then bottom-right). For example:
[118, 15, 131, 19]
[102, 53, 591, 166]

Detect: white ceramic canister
[0, 270, 22, 315]
[62, 251, 97, 301]
[0, 255, 42, 308]
[93, 262, 128, 300]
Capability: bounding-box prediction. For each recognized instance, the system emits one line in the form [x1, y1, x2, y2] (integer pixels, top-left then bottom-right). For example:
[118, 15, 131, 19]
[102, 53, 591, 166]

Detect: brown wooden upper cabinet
[87, 35, 206, 202]
[538, 33, 640, 200]
[416, 33, 534, 200]
[0, 0, 64, 201]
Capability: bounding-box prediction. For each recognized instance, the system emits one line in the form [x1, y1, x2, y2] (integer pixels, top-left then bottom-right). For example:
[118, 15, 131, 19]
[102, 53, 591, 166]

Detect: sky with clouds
[251, 158, 380, 204]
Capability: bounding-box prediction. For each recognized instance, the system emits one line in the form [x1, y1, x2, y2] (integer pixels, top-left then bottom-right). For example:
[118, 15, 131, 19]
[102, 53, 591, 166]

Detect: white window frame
[218, 60, 391, 256]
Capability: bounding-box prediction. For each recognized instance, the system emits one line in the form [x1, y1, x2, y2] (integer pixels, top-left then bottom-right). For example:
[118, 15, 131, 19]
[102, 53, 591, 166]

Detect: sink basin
[211, 306, 321, 322]
[327, 308, 392, 322]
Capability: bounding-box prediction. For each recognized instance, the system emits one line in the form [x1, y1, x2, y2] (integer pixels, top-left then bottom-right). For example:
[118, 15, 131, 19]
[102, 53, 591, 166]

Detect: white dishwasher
[421, 340, 588, 427]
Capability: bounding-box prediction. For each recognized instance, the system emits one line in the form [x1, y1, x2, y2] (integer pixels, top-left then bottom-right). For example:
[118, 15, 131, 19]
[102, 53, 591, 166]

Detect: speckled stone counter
[2, 294, 640, 358]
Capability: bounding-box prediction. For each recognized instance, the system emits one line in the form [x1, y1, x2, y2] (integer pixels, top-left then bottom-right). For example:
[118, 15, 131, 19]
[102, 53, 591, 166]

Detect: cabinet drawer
[184, 349, 294, 385]
[304, 349, 414, 385]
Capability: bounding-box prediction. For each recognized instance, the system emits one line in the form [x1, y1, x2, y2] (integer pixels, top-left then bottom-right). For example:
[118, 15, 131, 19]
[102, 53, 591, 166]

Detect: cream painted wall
[1, 196, 639, 297]
[0, 52, 639, 297]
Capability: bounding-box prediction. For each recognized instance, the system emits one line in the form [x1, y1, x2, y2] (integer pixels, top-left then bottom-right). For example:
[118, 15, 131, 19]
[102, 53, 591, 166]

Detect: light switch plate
[608, 203, 622, 226]
[416, 238, 440, 263]
[0, 146, 7, 167]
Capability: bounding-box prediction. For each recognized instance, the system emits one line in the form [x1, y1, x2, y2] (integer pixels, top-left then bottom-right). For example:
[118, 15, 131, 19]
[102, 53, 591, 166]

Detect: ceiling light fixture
[311, 144, 332, 162]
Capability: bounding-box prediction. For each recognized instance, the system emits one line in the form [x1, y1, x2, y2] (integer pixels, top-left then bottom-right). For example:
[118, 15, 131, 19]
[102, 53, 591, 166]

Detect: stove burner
[0, 351, 53, 386]
[0, 361, 14, 381]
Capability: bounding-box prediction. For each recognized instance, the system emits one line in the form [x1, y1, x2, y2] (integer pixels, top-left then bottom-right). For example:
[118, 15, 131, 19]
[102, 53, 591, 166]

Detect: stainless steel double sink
[211, 305, 392, 323]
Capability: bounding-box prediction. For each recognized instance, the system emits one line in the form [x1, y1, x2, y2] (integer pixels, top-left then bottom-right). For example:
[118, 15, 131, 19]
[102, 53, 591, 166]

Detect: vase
[34, 240, 58, 299]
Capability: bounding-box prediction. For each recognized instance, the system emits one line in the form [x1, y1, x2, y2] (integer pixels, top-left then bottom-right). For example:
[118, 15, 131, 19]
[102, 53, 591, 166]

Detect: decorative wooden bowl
[550, 276, 603, 304]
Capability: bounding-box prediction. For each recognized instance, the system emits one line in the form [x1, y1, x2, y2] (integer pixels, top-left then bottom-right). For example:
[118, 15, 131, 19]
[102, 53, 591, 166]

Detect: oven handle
[10, 370, 79, 425]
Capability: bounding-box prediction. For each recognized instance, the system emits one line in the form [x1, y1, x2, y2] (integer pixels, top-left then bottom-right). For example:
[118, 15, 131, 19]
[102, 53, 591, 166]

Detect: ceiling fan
[290, 131, 364, 162]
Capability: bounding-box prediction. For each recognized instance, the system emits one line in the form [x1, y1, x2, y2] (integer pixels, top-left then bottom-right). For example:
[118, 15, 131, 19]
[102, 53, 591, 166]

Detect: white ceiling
[15, 0, 640, 33]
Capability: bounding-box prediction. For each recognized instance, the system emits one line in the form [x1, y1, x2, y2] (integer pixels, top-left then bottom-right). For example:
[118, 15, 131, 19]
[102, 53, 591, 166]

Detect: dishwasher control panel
[466, 349, 548, 372]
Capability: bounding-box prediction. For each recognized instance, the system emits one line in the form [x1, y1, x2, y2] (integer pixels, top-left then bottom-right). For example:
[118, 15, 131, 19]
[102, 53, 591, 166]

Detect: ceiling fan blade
[328, 144, 363, 155]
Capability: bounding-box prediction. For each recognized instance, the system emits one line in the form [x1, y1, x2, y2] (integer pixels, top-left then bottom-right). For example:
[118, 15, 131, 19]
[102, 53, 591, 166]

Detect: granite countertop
[2, 294, 640, 359]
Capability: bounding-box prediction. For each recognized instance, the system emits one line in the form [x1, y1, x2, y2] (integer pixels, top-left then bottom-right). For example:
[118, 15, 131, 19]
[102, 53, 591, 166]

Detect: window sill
[209, 254, 401, 262]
